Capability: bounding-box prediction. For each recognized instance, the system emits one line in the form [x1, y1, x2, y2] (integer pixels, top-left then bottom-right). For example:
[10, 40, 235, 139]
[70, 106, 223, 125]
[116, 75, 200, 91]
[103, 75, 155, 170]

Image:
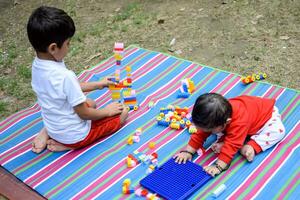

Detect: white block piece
[197, 149, 203, 156]
[135, 188, 142, 196]
[114, 42, 124, 52]
[133, 135, 140, 143]
[212, 184, 226, 198]
[130, 90, 136, 96]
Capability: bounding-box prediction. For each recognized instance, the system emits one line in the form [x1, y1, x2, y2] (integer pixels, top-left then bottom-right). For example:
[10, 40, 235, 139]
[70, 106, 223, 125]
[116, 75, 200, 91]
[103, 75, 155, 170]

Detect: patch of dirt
[0, 0, 299, 120]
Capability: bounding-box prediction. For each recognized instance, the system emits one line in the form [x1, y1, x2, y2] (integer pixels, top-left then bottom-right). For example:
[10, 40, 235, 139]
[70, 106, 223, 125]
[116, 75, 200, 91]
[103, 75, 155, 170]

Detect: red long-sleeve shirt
[188, 95, 275, 164]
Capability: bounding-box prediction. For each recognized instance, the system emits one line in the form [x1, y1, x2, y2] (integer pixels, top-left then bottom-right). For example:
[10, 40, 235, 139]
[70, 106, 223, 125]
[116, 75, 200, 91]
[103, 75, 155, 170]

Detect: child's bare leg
[32, 127, 49, 153]
[240, 144, 255, 162]
[120, 105, 129, 125]
[47, 139, 73, 152]
[211, 142, 224, 154]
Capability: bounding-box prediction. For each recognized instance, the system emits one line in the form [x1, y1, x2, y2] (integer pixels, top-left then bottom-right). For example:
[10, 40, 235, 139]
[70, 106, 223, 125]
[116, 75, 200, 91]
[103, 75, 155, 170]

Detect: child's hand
[99, 76, 116, 88]
[204, 160, 228, 177]
[173, 151, 193, 164]
[103, 102, 124, 116]
[211, 142, 224, 154]
[203, 165, 221, 177]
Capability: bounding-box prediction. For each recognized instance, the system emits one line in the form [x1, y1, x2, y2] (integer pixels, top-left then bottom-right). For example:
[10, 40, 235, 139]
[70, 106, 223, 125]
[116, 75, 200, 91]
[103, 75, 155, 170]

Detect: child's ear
[226, 118, 232, 124]
[48, 43, 58, 56]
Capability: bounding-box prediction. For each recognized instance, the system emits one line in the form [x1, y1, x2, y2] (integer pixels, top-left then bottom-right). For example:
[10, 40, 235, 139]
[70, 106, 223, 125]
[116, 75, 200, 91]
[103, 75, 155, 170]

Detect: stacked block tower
[108, 43, 138, 110]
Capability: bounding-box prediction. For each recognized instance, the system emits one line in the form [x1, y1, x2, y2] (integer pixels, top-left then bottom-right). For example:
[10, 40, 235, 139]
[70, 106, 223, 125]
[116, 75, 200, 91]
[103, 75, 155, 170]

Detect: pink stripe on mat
[278, 170, 300, 200]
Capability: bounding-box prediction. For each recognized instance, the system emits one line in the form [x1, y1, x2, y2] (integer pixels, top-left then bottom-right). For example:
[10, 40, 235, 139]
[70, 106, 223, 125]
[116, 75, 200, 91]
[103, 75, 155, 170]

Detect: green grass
[113, 2, 140, 22]
[0, 101, 8, 114]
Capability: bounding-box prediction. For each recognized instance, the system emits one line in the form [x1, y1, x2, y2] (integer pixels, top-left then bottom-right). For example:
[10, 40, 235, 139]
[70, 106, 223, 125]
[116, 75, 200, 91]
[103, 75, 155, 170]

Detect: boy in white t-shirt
[27, 6, 128, 153]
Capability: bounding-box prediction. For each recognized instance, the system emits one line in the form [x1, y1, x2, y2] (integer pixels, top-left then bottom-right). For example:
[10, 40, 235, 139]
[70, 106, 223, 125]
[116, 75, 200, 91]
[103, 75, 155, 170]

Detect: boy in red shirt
[175, 93, 285, 177]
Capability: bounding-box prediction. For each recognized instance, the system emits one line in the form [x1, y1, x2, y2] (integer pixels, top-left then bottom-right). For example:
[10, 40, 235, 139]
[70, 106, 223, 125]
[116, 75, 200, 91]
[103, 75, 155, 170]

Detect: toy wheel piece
[245, 78, 250, 83]
[262, 73, 267, 78]
[134, 105, 138, 111]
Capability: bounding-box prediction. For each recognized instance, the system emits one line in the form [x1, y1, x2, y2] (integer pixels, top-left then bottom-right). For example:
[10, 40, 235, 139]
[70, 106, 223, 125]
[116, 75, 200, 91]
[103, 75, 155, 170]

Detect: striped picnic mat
[0, 46, 299, 199]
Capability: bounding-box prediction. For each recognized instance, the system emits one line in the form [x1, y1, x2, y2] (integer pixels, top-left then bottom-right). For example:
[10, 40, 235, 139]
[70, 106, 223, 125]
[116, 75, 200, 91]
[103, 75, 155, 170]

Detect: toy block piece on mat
[114, 42, 124, 53]
[140, 158, 212, 200]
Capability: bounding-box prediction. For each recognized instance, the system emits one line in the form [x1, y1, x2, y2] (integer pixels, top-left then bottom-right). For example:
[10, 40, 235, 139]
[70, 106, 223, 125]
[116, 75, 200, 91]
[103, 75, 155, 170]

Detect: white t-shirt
[31, 57, 91, 144]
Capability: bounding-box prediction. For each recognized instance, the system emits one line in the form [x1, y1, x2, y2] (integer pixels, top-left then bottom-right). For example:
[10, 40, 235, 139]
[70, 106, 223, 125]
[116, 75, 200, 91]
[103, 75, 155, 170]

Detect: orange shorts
[65, 115, 121, 149]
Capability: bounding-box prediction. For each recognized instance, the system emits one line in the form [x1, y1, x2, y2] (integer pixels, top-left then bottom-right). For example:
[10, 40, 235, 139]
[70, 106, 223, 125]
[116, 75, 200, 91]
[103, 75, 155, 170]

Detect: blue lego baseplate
[140, 158, 212, 200]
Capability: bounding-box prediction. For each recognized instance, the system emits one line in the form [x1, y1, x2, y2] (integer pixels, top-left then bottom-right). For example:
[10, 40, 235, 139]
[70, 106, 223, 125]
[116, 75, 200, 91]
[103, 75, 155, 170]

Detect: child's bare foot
[32, 128, 49, 153]
[211, 142, 224, 154]
[47, 139, 72, 152]
[240, 144, 255, 162]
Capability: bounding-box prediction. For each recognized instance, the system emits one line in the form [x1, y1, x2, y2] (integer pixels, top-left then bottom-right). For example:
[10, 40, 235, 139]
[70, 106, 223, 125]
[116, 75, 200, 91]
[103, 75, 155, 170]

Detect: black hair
[192, 93, 232, 129]
[27, 6, 75, 52]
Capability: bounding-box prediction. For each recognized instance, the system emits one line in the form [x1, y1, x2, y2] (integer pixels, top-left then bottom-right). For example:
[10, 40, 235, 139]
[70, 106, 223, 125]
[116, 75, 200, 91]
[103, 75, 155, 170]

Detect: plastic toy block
[181, 81, 189, 92]
[140, 158, 212, 200]
[151, 152, 158, 159]
[188, 79, 195, 93]
[124, 101, 137, 106]
[114, 53, 122, 60]
[157, 120, 170, 127]
[123, 179, 131, 187]
[177, 92, 190, 98]
[189, 125, 197, 134]
[126, 158, 136, 168]
[127, 136, 133, 145]
[141, 189, 148, 197]
[170, 123, 180, 130]
[241, 73, 267, 85]
[146, 165, 157, 174]
[123, 96, 136, 101]
[135, 128, 142, 136]
[148, 142, 155, 149]
[126, 66, 131, 72]
[135, 188, 143, 196]
[133, 135, 140, 143]
[212, 184, 226, 198]
[122, 90, 131, 97]
[179, 120, 186, 128]
[126, 78, 132, 83]
[114, 42, 124, 52]
[146, 193, 159, 200]
[148, 101, 155, 108]
[117, 60, 122, 66]
[127, 105, 135, 110]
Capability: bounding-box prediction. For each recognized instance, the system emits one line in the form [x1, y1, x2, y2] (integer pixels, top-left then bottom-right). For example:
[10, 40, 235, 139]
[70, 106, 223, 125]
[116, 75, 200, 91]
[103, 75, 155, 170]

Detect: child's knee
[120, 108, 129, 125]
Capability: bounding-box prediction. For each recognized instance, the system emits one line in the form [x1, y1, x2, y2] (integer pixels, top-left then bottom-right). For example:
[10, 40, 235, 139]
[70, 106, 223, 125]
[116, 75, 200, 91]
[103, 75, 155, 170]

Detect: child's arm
[80, 77, 115, 92]
[74, 101, 124, 120]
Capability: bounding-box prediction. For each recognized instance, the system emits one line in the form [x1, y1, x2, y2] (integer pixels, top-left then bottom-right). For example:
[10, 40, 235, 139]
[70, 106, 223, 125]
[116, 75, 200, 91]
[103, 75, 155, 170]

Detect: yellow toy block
[126, 66, 131, 72]
[114, 53, 122, 60]
[123, 179, 131, 187]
